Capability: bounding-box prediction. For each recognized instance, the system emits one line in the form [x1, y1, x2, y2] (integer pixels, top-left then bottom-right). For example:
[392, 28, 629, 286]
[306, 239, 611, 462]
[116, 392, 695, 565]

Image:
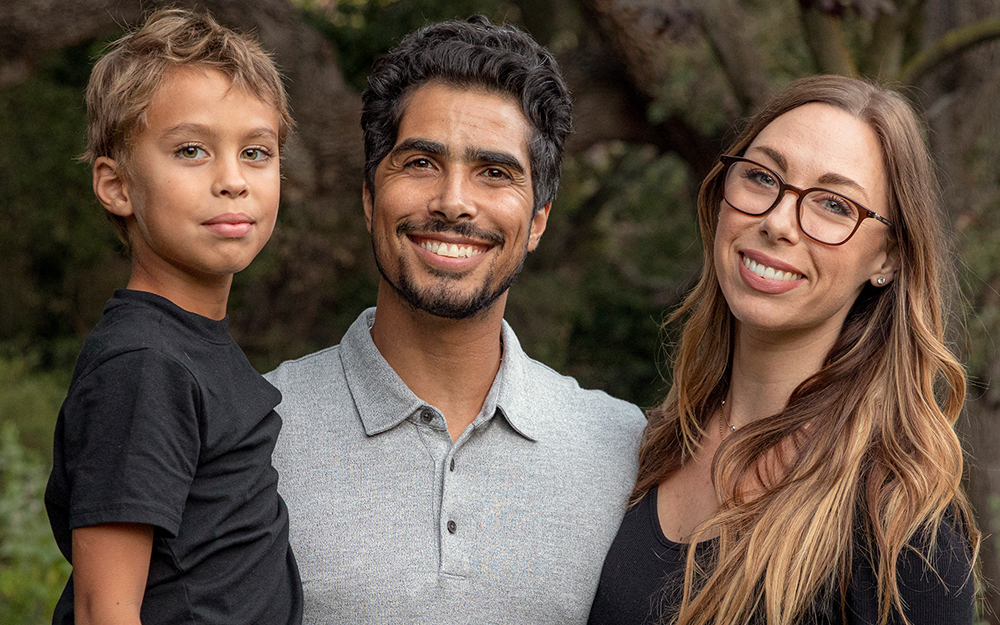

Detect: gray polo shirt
[267, 308, 645, 624]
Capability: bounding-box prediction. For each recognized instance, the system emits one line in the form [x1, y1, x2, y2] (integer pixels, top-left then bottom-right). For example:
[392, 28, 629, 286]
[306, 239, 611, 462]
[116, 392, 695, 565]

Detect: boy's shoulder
[75, 289, 235, 381]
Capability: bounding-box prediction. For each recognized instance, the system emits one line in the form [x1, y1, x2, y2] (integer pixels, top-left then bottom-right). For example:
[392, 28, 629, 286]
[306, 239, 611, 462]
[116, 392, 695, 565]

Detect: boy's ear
[93, 157, 134, 217]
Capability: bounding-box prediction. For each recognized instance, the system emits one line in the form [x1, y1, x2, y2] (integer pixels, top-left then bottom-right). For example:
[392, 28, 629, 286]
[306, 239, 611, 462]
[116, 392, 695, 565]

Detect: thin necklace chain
[719, 398, 737, 439]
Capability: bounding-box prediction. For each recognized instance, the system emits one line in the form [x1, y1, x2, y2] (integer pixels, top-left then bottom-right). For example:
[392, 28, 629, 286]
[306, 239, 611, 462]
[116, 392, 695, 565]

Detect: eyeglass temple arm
[866, 209, 892, 227]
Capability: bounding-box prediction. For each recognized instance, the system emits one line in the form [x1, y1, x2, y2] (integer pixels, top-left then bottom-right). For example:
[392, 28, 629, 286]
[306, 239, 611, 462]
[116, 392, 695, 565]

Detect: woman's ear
[93, 157, 134, 217]
[871, 243, 900, 287]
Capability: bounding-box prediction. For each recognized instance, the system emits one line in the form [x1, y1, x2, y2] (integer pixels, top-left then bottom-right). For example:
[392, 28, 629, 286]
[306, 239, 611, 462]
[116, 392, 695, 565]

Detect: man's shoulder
[515, 353, 646, 429]
[264, 343, 344, 387]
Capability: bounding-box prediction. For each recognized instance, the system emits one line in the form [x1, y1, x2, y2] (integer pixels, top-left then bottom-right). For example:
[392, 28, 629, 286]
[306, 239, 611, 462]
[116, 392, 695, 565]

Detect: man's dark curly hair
[361, 15, 573, 214]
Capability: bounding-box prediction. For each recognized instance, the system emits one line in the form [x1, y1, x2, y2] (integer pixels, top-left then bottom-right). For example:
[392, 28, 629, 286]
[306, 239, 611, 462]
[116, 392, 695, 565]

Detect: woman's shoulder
[847, 511, 975, 624]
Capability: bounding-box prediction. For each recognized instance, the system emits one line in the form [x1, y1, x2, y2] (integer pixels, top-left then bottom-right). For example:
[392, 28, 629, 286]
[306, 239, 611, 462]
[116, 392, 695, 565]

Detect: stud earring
[877, 276, 886, 285]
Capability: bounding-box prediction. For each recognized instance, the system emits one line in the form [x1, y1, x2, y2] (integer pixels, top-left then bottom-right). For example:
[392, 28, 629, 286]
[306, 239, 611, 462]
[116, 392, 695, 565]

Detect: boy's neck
[127, 261, 233, 320]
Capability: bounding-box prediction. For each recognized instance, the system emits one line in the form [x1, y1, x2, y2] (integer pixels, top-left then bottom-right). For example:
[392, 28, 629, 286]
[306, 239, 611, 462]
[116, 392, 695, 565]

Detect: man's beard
[372, 218, 526, 320]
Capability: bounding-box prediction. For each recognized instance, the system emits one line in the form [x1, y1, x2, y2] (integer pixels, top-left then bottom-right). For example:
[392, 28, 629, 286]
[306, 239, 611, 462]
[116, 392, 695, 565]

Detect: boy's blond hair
[84, 8, 293, 245]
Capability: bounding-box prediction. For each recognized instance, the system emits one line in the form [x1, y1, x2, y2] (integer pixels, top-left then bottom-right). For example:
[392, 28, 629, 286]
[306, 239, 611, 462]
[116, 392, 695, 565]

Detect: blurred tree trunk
[917, 1, 1000, 621]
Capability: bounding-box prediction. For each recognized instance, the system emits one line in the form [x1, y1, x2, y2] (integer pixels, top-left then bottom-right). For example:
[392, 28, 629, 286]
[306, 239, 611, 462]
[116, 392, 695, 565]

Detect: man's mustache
[396, 219, 505, 247]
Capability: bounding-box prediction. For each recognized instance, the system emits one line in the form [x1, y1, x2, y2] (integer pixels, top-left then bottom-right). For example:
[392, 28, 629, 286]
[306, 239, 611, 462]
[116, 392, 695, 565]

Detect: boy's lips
[203, 213, 254, 238]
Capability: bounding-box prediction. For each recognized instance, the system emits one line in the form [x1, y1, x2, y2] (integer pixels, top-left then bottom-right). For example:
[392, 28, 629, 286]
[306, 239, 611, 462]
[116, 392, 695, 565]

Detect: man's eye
[407, 158, 432, 168]
[484, 167, 509, 179]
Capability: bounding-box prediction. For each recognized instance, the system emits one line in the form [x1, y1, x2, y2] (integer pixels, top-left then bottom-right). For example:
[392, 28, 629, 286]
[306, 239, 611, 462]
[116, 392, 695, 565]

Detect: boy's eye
[177, 145, 206, 159]
[242, 147, 271, 161]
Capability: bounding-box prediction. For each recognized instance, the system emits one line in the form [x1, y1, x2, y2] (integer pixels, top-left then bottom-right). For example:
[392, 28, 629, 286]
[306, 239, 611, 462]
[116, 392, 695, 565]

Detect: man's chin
[398, 288, 501, 320]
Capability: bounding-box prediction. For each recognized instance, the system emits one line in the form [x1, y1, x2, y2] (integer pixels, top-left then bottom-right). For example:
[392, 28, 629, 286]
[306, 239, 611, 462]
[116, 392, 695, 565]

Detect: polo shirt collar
[340, 308, 541, 442]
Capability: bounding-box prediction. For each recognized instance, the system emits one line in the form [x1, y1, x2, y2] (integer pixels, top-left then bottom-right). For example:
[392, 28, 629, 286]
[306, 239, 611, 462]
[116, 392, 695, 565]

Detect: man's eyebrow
[467, 148, 526, 175]
[390, 138, 448, 158]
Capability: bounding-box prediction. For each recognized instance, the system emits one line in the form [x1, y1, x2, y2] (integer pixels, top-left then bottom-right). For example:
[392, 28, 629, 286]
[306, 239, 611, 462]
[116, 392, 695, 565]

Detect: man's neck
[369, 286, 506, 442]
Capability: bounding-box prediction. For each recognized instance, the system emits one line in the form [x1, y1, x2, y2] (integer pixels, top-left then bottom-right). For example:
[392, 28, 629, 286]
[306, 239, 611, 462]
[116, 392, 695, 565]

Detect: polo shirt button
[449, 458, 455, 471]
[447, 520, 457, 534]
[420, 409, 433, 424]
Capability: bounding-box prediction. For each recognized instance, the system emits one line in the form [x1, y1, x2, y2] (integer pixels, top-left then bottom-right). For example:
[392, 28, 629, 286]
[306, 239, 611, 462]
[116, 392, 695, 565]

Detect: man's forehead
[394, 81, 532, 145]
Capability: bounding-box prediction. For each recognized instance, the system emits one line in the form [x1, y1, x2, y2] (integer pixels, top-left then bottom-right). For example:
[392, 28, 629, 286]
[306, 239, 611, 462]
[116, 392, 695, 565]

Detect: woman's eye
[819, 195, 856, 218]
[177, 145, 206, 159]
[745, 168, 777, 187]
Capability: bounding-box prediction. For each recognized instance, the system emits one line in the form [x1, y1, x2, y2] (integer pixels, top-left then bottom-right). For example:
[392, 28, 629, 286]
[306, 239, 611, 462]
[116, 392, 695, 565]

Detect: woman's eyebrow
[751, 144, 868, 198]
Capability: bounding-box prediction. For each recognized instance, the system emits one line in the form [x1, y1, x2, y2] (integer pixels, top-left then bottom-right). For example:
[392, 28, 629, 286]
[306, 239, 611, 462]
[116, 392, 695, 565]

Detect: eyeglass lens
[724, 159, 861, 245]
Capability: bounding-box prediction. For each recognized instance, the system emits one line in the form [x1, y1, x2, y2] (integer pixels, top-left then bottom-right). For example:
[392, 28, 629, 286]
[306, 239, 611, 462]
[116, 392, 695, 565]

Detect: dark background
[1, 0, 998, 622]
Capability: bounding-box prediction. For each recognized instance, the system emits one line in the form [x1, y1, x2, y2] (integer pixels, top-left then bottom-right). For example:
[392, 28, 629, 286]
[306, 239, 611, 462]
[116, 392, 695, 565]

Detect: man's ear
[93, 157, 134, 217]
[526, 203, 551, 252]
[362, 182, 374, 233]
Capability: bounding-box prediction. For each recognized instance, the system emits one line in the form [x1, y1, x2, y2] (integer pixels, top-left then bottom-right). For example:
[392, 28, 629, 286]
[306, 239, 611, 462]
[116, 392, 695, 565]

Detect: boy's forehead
[129, 66, 281, 146]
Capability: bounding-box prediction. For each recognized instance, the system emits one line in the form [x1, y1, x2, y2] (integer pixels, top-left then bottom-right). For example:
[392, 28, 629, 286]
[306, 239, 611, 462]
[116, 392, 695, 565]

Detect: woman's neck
[727, 322, 841, 428]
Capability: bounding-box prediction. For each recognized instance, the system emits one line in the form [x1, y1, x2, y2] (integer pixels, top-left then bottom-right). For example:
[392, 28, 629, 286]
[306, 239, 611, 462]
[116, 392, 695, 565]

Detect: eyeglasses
[719, 155, 892, 246]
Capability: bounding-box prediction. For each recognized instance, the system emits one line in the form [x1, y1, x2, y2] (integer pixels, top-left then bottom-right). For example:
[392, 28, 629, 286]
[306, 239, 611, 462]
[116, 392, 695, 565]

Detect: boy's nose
[213, 159, 249, 198]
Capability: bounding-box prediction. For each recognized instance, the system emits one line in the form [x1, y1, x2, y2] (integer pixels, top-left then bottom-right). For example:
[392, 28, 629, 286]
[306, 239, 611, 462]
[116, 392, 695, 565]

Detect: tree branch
[697, 0, 773, 112]
[898, 17, 1000, 84]
[858, 1, 914, 79]
[798, 4, 857, 75]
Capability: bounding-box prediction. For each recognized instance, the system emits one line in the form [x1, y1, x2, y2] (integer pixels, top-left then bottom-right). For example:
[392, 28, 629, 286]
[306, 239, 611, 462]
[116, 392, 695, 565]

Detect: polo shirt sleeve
[59, 348, 201, 537]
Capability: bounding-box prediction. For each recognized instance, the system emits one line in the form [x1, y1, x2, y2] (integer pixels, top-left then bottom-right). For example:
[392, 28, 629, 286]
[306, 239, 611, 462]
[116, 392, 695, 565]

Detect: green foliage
[0, 355, 69, 624]
[293, 0, 520, 90]
[0, 42, 129, 372]
[0, 355, 67, 461]
[510, 143, 701, 408]
[0, 422, 70, 625]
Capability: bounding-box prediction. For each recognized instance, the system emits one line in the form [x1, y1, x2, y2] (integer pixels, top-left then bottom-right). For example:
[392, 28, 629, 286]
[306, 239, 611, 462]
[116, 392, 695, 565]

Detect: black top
[45, 290, 302, 625]
[589, 486, 974, 625]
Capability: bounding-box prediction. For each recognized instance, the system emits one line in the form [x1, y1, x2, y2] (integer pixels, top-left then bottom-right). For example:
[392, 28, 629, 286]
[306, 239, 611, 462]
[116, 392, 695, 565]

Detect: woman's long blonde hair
[635, 75, 979, 625]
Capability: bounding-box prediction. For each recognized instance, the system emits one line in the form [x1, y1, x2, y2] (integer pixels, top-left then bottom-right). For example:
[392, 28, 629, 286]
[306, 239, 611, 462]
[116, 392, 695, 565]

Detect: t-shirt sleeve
[60, 348, 201, 537]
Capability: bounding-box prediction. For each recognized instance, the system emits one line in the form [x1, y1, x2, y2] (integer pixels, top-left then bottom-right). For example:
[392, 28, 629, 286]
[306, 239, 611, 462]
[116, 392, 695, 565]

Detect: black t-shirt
[45, 290, 302, 625]
[589, 486, 974, 625]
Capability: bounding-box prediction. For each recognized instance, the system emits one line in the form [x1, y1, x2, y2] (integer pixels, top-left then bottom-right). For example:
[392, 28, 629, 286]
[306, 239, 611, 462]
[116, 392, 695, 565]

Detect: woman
[589, 75, 979, 625]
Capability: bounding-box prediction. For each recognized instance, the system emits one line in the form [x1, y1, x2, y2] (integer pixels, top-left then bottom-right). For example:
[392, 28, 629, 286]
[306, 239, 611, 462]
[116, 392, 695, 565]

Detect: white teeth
[743, 255, 803, 281]
[419, 240, 484, 259]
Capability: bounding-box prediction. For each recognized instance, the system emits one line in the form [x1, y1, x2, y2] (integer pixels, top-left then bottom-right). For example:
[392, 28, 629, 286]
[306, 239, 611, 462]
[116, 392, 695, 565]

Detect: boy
[44, 9, 301, 624]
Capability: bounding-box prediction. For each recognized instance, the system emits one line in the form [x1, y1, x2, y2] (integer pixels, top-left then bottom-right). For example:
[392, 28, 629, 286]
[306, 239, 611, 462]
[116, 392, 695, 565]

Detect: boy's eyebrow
[390, 138, 526, 174]
[160, 123, 278, 142]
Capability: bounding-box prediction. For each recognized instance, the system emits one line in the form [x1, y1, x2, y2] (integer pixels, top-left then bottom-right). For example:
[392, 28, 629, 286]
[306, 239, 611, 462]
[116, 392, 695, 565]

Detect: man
[268, 16, 645, 623]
